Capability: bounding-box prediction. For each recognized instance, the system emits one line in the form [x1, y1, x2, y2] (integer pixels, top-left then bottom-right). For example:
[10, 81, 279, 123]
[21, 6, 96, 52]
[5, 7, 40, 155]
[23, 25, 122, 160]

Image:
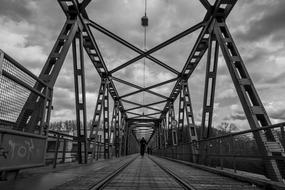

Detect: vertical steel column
[178, 86, 185, 144]
[157, 122, 161, 149]
[181, 81, 198, 162]
[120, 114, 126, 156]
[89, 79, 108, 160]
[90, 81, 107, 138]
[125, 124, 130, 155]
[159, 120, 164, 149]
[200, 31, 219, 164]
[103, 79, 110, 159]
[214, 20, 285, 181]
[162, 118, 167, 148]
[182, 82, 197, 140]
[201, 32, 219, 139]
[16, 18, 78, 133]
[39, 87, 53, 136]
[113, 101, 120, 157]
[110, 103, 116, 157]
[72, 32, 88, 164]
[168, 103, 177, 146]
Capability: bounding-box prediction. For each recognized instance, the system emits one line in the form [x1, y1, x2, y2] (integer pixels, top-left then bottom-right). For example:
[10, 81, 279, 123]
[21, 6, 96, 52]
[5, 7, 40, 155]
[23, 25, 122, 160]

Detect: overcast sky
[1, 0, 285, 131]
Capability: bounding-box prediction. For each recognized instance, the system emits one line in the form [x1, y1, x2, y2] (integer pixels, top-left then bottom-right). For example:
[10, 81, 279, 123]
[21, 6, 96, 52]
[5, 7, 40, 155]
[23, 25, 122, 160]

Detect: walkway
[0, 154, 275, 190]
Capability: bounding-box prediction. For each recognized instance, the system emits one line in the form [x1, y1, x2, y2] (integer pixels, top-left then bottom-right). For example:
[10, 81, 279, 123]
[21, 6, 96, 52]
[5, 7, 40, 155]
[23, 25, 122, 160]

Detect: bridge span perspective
[0, 0, 285, 189]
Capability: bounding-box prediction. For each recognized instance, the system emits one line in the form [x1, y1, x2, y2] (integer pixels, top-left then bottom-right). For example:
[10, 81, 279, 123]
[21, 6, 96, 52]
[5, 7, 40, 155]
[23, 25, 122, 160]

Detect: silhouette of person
[140, 137, 147, 156]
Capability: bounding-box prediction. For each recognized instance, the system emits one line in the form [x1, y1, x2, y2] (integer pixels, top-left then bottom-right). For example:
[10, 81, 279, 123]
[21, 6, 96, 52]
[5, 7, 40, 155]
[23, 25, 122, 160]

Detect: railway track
[89, 155, 138, 190]
[90, 155, 196, 190]
[149, 156, 197, 190]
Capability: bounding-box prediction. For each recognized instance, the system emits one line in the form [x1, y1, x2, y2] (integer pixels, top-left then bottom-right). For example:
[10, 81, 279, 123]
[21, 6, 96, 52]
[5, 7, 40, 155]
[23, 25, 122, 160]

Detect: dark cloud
[270, 110, 285, 120]
[0, 0, 35, 21]
[264, 71, 285, 84]
[230, 113, 246, 121]
[236, 0, 285, 42]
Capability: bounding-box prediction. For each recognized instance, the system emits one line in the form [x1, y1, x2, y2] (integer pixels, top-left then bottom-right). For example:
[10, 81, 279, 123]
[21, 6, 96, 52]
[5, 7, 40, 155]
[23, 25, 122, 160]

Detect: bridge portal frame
[2, 0, 284, 182]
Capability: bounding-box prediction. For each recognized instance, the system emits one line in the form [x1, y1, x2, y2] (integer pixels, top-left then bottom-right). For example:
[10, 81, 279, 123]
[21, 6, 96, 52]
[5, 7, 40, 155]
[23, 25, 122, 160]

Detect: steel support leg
[16, 18, 78, 133]
[214, 20, 285, 181]
[72, 32, 88, 164]
[103, 80, 110, 159]
[167, 103, 177, 146]
[111, 101, 120, 157]
[89, 79, 108, 160]
[181, 81, 198, 162]
[201, 32, 219, 139]
[178, 87, 185, 144]
[200, 32, 219, 163]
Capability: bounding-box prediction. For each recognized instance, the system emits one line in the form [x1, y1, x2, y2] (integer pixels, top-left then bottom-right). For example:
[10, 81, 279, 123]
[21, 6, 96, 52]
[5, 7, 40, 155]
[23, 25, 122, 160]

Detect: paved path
[150, 156, 261, 190]
[104, 156, 183, 190]
[0, 154, 266, 190]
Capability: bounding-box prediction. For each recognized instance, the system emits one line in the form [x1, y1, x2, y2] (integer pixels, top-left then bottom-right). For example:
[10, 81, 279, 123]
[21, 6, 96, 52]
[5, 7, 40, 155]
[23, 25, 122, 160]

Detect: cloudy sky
[1, 0, 285, 131]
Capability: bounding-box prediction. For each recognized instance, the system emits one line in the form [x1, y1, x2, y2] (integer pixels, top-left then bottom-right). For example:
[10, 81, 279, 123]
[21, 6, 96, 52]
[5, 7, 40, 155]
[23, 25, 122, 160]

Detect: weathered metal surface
[0, 129, 46, 171]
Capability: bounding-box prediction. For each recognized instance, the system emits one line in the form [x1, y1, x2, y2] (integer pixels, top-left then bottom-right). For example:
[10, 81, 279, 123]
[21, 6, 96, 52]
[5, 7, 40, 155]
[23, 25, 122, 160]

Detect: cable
[142, 0, 147, 115]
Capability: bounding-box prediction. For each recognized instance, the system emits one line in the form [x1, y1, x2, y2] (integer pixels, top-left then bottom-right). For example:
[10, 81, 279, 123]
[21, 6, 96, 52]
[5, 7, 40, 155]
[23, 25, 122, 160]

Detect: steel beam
[214, 19, 285, 182]
[16, 18, 79, 133]
[201, 32, 219, 140]
[88, 20, 179, 75]
[119, 77, 178, 99]
[103, 81, 110, 159]
[110, 101, 120, 157]
[199, 0, 211, 10]
[110, 22, 205, 74]
[111, 76, 168, 99]
[160, 0, 237, 120]
[89, 80, 107, 139]
[121, 99, 164, 112]
[72, 32, 88, 164]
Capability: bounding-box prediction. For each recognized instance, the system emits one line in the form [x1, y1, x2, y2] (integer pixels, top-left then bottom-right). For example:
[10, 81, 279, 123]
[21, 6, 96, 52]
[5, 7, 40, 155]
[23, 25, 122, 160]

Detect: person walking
[140, 137, 147, 157]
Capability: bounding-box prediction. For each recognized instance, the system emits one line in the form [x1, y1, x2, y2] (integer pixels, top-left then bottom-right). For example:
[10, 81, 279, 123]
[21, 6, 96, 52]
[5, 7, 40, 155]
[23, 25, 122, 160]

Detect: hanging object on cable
[141, 0, 148, 27]
[141, 14, 148, 27]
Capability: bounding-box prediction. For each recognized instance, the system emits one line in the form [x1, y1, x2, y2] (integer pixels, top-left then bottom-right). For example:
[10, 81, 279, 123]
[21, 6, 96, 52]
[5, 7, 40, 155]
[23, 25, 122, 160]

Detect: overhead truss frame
[12, 0, 285, 181]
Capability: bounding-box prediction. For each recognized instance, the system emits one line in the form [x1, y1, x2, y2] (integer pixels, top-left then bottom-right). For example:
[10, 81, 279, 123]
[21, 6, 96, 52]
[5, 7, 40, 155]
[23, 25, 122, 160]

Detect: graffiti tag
[8, 139, 35, 160]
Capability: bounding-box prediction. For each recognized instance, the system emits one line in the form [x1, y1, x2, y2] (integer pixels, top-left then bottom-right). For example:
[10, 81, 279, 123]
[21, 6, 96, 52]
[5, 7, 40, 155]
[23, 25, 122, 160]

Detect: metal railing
[0, 50, 52, 135]
[154, 122, 285, 177]
[46, 130, 116, 168]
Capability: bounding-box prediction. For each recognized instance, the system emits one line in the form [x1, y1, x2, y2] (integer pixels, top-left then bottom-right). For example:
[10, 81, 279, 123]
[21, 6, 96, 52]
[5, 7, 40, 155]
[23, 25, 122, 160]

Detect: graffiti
[8, 139, 35, 160]
[0, 147, 8, 159]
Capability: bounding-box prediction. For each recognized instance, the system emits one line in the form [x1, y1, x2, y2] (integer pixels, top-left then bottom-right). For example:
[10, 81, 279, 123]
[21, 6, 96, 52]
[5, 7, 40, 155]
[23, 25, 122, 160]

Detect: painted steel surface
[0, 129, 46, 171]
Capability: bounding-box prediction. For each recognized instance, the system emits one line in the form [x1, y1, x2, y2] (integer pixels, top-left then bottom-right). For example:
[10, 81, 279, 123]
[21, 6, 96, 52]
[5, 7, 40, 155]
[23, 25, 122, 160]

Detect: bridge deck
[0, 155, 269, 190]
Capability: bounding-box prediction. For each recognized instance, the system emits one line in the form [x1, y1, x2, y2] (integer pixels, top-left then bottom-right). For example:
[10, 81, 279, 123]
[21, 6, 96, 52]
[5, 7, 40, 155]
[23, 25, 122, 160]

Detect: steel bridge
[0, 0, 285, 189]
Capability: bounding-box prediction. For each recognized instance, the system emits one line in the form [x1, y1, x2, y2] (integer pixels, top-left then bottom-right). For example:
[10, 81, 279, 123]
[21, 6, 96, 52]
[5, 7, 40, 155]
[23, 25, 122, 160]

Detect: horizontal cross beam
[121, 99, 162, 112]
[88, 20, 179, 75]
[125, 100, 167, 112]
[111, 76, 168, 99]
[120, 77, 178, 99]
[109, 21, 205, 73]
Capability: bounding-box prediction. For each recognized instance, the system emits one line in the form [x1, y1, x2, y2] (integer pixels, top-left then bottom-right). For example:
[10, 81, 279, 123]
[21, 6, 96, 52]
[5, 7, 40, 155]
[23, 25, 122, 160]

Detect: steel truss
[9, 0, 284, 181]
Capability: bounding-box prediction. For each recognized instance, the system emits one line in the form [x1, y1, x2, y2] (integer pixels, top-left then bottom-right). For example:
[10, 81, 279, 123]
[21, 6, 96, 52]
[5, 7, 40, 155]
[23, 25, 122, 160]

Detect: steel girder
[72, 32, 88, 164]
[110, 101, 120, 157]
[161, 118, 167, 148]
[160, 0, 237, 119]
[201, 32, 219, 140]
[213, 19, 285, 181]
[119, 114, 127, 156]
[10, 0, 285, 181]
[177, 81, 197, 144]
[103, 80, 110, 159]
[90, 79, 107, 139]
[167, 103, 177, 146]
[16, 17, 79, 133]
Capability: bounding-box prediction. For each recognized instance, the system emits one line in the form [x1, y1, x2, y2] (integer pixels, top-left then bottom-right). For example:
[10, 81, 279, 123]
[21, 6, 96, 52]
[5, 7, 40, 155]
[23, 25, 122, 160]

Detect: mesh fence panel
[0, 56, 36, 125]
